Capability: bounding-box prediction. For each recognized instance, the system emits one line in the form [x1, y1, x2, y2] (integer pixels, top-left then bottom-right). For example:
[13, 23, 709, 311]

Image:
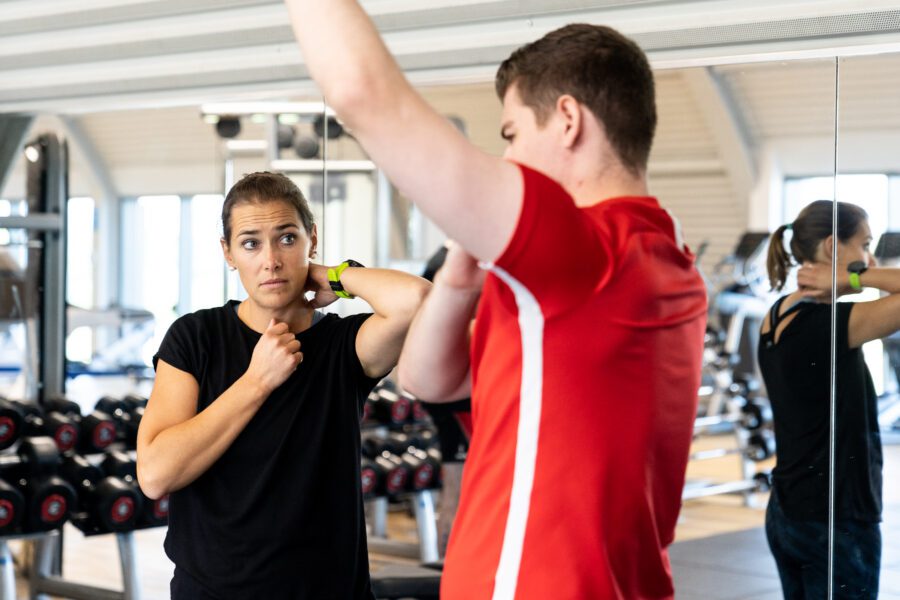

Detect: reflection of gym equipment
[688, 231, 775, 504]
[362, 380, 442, 564]
[0, 437, 76, 534]
[59, 453, 141, 534]
[0, 136, 149, 600]
[0, 134, 67, 403]
[363, 436, 442, 563]
[66, 306, 155, 374]
[705, 232, 771, 305]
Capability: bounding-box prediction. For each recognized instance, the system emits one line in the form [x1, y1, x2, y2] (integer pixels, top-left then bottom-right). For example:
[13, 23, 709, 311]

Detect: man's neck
[565, 167, 649, 208]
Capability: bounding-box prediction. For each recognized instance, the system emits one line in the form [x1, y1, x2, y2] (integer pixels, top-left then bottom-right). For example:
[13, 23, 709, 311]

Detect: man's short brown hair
[496, 23, 657, 176]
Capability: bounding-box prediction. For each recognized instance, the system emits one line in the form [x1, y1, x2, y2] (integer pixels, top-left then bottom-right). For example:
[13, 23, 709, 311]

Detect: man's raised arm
[284, 0, 522, 263]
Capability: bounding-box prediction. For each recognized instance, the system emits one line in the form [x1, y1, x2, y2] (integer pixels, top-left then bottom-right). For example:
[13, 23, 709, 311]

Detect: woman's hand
[304, 263, 340, 308]
[797, 261, 857, 298]
[246, 318, 303, 395]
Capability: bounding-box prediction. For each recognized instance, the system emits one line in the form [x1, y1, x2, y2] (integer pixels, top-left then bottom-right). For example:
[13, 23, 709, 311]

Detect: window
[189, 194, 227, 313]
[66, 196, 96, 364]
[119, 194, 229, 366]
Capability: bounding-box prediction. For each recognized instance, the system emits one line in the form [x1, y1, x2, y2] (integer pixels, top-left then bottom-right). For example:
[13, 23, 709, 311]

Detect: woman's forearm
[137, 374, 268, 499]
[340, 267, 431, 320]
[858, 267, 900, 294]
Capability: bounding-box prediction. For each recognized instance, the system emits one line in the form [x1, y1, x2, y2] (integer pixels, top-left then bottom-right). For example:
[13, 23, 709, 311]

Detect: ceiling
[4, 0, 900, 115]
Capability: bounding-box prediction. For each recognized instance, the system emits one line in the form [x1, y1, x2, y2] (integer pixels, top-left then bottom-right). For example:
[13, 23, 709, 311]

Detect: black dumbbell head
[0, 398, 24, 450]
[139, 492, 169, 527]
[0, 479, 25, 534]
[44, 396, 81, 417]
[23, 475, 76, 532]
[101, 451, 136, 481]
[360, 457, 380, 499]
[19, 436, 62, 474]
[78, 412, 118, 453]
[92, 477, 141, 532]
[121, 394, 148, 410]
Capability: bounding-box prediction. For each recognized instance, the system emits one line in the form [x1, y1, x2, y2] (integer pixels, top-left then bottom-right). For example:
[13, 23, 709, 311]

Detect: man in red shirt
[285, 4, 707, 598]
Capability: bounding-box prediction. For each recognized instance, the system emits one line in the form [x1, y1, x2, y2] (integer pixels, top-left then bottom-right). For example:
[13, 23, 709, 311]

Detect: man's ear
[556, 94, 583, 150]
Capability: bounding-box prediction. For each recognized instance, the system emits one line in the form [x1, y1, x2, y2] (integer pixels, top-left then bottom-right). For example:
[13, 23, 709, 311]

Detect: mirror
[321, 59, 839, 597]
[835, 52, 900, 598]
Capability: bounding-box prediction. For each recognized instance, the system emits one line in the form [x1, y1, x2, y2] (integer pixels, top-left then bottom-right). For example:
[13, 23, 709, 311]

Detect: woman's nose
[263, 244, 281, 270]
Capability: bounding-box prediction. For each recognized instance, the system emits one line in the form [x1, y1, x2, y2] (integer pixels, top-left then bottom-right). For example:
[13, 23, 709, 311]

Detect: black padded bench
[371, 562, 442, 600]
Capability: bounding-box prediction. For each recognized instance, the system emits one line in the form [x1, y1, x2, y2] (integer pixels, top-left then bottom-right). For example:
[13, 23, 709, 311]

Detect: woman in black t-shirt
[136, 172, 430, 599]
[759, 200, 897, 600]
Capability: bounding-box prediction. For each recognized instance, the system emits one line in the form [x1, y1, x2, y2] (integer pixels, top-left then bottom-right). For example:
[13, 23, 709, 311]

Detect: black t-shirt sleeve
[338, 312, 385, 386]
[153, 313, 205, 379]
[836, 301, 854, 355]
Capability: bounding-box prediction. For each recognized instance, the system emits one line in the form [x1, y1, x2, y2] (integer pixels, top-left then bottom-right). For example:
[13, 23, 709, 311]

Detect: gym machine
[687, 232, 776, 505]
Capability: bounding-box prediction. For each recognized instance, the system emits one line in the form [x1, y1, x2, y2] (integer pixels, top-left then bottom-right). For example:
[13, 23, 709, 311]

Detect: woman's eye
[281, 234, 296, 245]
[241, 239, 258, 250]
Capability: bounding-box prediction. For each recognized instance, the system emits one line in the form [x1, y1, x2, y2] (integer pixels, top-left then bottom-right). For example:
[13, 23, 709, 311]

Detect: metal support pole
[412, 491, 439, 564]
[116, 532, 140, 600]
[371, 497, 388, 538]
[31, 533, 57, 600]
[0, 540, 16, 600]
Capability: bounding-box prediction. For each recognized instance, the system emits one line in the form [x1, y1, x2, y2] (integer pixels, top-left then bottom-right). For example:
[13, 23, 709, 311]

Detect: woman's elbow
[136, 457, 170, 500]
[398, 280, 431, 320]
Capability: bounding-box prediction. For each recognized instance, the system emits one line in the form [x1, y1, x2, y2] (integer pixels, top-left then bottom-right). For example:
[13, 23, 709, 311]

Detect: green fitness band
[847, 260, 868, 291]
[328, 259, 364, 299]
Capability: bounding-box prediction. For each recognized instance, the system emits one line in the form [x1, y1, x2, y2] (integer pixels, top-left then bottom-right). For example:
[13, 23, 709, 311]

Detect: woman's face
[221, 199, 316, 311]
[837, 220, 875, 269]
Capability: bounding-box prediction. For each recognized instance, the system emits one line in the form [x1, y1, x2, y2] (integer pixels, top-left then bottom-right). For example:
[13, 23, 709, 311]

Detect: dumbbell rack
[0, 529, 140, 600]
[682, 408, 770, 506]
[366, 490, 439, 563]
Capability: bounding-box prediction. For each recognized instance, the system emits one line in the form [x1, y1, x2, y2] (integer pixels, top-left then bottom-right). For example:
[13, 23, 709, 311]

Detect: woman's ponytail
[767, 224, 793, 291]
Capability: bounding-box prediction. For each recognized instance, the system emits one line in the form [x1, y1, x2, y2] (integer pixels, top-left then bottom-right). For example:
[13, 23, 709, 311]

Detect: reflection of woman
[136, 172, 430, 599]
[760, 200, 888, 600]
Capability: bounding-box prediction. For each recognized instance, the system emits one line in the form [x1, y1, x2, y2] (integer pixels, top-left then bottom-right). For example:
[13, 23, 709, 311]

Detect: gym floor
[7, 440, 898, 599]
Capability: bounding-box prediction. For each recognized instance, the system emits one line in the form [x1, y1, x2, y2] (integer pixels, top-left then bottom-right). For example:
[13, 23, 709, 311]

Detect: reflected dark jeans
[765, 491, 881, 600]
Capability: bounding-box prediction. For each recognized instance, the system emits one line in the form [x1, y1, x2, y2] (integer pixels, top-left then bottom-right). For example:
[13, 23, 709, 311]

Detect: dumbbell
[0, 397, 25, 450]
[361, 437, 408, 496]
[366, 435, 440, 492]
[101, 450, 168, 527]
[0, 436, 76, 532]
[360, 457, 382, 500]
[744, 430, 776, 461]
[366, 389, 411, 426]
[13, 400, 80, 453]
[95, 396, 142, 449]
[753, 471, 772, 493]
[387, 433, 442, 490]
[739, 400, 766, 431]
[59, 453, 141, 533]
[0, 479, 24, 534]
[44, 396, 118, 454]
[408, 399, 430, 424]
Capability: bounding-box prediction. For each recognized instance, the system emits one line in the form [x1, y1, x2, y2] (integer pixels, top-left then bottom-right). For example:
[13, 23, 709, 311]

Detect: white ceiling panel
[2, 0, 900, 114]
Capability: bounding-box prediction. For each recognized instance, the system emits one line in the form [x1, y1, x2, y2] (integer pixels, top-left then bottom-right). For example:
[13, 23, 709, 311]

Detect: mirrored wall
[320, 58, 843, 598]
[836, 52, 900, 598]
